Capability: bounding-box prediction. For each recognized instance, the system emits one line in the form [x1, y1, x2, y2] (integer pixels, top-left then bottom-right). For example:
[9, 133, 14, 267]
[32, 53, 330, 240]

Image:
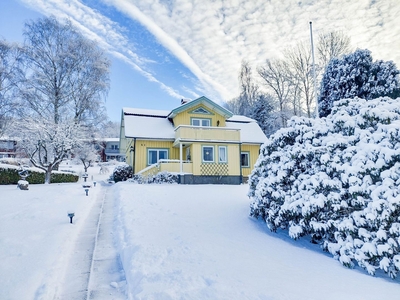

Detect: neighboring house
[0, 137, 17, 158]
[103, 138, 124, 162]
[120, 96, 267, 184]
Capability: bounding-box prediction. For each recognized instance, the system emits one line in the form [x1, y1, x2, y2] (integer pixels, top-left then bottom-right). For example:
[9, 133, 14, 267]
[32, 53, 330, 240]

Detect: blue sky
[1, 0, 399, 122]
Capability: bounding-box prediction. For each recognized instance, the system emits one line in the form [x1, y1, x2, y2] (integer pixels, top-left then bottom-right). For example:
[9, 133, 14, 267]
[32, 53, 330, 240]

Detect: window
[192, 118, 211, 127]
[191, 107, 211, 114]
[219, 146, 227, 163]
[148, 149, 168, 165]
[202, 146, 214, 162]
[241, 152, 250, 167]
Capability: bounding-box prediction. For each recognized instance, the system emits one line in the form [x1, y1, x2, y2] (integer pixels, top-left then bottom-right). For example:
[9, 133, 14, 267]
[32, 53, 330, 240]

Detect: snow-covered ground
[1, 167, 400, 299]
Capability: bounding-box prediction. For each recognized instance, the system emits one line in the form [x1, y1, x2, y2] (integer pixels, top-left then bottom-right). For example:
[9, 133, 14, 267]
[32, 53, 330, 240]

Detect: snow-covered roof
[104, 138, 119, 142]
[123, 107, 170, 117]
[122, 98, 266, 143]
[123, 114, 175, 140]
[226, 121, 267, 144]
[227, 115, 256, 123]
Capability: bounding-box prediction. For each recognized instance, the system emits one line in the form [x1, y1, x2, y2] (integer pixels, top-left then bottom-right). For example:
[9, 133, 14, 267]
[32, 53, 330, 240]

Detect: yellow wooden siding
[191, 143, 240, 176]
[175, 126, 240, 143]
[134, 140, 176, 173]
[241, 144, 261, 177]
[159, 161, 193, 173]
[172, 104, 226, 127]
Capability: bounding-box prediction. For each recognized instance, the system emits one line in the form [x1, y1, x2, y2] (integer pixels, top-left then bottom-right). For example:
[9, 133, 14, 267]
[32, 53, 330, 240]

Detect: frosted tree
[72, 141, 100, 173]
[15, 118, 83, 184]
[20, 16, 110, 125]
[318, 49, 400, 117]
[0, 40, 23, 137]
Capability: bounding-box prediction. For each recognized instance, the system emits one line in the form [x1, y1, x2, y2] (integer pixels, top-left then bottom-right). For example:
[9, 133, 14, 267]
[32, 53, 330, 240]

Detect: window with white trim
[241, 152, 250, 167]
[148, 149, 168, 165]
[202, 146, 214, 162]
[219, 146, 227, 163]
[192, 118, 211, 127]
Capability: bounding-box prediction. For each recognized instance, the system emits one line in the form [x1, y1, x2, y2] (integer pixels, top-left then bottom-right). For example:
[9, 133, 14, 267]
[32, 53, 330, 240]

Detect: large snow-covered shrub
[318, 49, 400, 118]
[112, 164, 133, 182]
[249, 96, 400, 278]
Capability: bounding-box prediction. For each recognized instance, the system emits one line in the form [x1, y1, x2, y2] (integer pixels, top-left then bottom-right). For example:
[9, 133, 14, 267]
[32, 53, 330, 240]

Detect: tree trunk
[45, 166, 52, 184]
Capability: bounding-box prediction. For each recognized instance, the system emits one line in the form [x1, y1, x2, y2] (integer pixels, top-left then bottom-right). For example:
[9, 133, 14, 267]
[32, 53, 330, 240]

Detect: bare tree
[0, 40, 23, 137]
[21, 16, 110, 125]
[237, 60, 259, 116]
[285, 42, 316, 118]
[258, 59, 292, 127]
[317, 31, 351, 70]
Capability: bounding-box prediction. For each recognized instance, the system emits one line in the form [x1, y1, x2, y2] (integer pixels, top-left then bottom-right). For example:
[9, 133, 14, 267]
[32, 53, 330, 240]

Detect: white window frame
[218, 146, 227, 163]
[241, 152, 250, 168]
[148, 148, 169, 165]
[192, 118, 211, 127]
[202, 145, 214, 163]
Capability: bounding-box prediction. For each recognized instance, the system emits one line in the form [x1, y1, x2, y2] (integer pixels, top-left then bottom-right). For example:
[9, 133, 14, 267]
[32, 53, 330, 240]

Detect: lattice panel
[200, 164, 229, 176]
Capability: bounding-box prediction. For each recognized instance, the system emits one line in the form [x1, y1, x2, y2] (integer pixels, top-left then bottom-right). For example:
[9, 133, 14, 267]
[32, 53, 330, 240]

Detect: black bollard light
[68, 212, 75, 224]
[84, 188, 89, 196]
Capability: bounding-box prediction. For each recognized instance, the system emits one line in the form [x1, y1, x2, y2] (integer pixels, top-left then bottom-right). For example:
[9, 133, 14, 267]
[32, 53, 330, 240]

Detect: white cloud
[19, 0, 400, 105]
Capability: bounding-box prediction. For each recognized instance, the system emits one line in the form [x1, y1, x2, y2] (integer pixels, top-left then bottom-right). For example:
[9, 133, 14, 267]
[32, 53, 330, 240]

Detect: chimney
[181, 98, 190, 105]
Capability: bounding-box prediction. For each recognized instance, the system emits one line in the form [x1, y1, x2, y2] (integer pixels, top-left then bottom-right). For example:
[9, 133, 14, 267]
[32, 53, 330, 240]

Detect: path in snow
[56, 181, 126, 299]
[87, 181, 126, 299]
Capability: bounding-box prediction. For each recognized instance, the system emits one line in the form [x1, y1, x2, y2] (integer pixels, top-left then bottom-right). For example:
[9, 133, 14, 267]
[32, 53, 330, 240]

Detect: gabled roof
[123, 107, 169, 117]
[167, 96, 233, 119]
[123, 113, 175, 140]
[121, 97, 267, 144]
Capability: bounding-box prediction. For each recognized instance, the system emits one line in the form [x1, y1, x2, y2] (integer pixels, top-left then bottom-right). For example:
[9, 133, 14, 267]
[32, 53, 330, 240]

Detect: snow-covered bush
[318, 49, 400, 118]
[249, 96, 400, 278]
[130, 171, 178, 184]
[112, 164, 133, 182]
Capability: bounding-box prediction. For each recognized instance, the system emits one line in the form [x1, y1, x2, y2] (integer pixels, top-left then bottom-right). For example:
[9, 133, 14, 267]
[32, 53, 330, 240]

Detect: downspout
[239, 143, 242, 184]
[133, 138, 136, 174]
[179, 142, 183, 174]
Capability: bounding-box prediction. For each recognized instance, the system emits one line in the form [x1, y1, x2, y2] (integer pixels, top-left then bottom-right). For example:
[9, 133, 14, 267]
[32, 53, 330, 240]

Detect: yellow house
[120, 96, 267, 184]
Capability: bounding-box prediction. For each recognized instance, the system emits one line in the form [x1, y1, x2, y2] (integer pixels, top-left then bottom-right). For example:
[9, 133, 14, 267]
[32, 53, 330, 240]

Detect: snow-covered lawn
[1, 175, 400, 299]
[114, 183, 400, 299]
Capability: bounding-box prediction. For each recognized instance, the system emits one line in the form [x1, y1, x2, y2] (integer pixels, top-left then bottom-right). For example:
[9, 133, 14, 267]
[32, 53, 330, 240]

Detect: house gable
[169, 96, 233, 128]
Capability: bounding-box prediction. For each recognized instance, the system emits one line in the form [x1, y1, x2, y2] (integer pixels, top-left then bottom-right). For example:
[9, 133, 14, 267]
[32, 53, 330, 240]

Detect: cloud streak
[20, 0, 187, 100]
[19, 0, 400, 104]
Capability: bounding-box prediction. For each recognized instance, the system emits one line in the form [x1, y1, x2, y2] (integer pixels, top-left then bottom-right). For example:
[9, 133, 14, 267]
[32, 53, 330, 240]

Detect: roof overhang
[167, 96, 233, 119]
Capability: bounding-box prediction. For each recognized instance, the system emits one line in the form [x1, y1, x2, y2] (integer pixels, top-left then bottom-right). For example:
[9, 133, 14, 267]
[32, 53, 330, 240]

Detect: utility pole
[309, 21, 319, 118]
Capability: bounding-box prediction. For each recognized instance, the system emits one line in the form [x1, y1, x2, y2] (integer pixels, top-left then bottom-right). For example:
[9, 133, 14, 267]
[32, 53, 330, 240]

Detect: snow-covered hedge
[249, 97, 400, 278]
[130, 171, 178, 184]
[0, 164, 79, 184]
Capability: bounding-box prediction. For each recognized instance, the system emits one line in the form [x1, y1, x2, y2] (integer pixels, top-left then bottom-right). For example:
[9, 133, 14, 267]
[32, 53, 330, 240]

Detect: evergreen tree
[250, 94, 277, 136]
[318, 49, 400, 117]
